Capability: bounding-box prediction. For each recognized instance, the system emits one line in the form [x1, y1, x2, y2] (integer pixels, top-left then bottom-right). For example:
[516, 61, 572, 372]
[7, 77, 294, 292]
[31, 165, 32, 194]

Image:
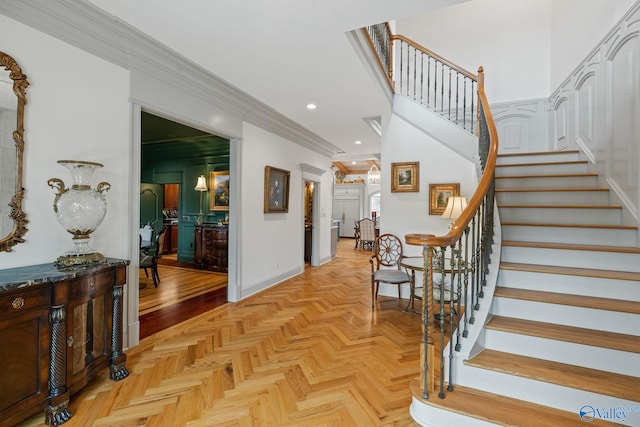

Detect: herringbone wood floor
[19, 239, 424, 427]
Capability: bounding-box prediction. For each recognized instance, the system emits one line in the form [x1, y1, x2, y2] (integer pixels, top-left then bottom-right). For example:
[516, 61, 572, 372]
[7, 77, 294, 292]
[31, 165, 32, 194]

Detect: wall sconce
[441, 196, 467, 229]
[195, 175, 208, 225]
[367, 163, 381, 184]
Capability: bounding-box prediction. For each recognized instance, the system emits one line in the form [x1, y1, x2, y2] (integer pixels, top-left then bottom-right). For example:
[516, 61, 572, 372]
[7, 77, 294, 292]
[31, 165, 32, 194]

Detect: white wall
[237, 123, 332, 299]
[396, 0, 552, 104]
[0, 14, 130, 268]
[381, 100, 478, 256]
[550, 0, 636, 90]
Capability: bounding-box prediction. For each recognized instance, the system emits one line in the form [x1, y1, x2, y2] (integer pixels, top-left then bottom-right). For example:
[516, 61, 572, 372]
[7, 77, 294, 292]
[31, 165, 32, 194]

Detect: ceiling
[91, 0, 465, 173]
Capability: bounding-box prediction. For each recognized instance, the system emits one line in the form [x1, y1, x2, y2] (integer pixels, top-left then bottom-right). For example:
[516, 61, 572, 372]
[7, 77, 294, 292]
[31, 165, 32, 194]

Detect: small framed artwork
[429, 183, 460, 215]
[210, 171, 230, 211]
[264, 166, 290, 213]
[391, 161, 419, 192]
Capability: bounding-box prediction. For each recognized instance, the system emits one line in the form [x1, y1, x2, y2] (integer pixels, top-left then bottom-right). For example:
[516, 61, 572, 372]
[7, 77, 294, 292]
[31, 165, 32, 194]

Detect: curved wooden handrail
[406, 67, 497, 249]
[391, 35, 478, 81]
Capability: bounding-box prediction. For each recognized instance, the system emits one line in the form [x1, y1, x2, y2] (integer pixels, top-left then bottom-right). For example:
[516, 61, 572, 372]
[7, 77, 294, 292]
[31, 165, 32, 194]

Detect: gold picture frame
[209, 171, 230, 211]
[429, 183, 460, 215]
[391, 161, 419, 192]
[264, 166, 290, 213]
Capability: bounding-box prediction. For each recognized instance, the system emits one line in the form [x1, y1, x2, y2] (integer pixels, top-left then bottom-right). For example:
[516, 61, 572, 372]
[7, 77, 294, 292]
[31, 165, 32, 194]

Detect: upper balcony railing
[364, 23, 478, 133]
[362, 23, 499, 400]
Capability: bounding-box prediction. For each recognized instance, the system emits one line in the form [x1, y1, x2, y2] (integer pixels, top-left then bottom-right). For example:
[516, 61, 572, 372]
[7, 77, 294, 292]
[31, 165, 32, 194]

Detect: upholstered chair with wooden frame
[357, 218, 376, 250]
[369, 234, 412, 308]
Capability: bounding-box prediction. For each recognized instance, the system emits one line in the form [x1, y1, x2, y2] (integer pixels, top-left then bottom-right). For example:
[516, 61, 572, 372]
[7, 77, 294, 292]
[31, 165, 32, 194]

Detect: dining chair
[139, 227, 167, 287]
[357, 218, 376, 250]
[370, 233, 411, 308]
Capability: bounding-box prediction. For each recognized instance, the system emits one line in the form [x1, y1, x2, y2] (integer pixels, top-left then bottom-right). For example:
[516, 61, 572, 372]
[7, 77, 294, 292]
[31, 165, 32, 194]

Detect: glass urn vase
[47, 160, 111, 267]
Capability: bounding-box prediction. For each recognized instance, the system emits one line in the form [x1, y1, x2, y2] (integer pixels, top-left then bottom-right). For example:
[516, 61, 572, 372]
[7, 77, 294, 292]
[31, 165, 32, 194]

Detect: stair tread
[465, 349, 640, 402]
[496, 160, 588, 168]
[496, 187, 608, 192]
[501, 221, 637, 230]
[487, 315, 640, 353]
[498, 149, 580, 158]
[496, 173, 598, 179]
[494, 287, 640, 315]
[498, 204, 620, 209]
[502, 239, 640, 254]
[500, 261, 640, 281]
[409, 381, 619, 426]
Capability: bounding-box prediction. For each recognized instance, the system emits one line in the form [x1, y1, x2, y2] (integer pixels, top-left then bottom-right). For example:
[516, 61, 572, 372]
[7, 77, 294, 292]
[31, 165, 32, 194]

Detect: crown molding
[0, 0, 342, 157]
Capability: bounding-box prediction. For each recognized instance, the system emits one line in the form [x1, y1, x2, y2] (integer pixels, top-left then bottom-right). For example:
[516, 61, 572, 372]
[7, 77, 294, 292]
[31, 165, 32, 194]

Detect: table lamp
[195, 175, 208, 225]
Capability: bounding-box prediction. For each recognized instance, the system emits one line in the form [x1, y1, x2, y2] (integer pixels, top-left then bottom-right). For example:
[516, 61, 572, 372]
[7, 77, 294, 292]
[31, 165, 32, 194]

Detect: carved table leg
[45, 305, 72, 426]
[109, 284, 129, 381]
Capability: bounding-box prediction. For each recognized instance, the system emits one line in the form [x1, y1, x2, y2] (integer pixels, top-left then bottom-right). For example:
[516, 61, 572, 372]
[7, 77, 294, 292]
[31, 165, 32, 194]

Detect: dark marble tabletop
[0, 258, 129, 293]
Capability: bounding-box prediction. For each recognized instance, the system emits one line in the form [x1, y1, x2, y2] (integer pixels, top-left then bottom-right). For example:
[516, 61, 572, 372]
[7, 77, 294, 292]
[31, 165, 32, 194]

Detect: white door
[335, 199, 360, 237]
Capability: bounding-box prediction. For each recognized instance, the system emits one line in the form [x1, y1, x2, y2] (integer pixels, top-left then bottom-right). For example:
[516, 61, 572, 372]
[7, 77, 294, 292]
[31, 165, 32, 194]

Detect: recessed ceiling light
[351, 161, 357, 165]
[355, 140, 362, 145]
[306, 103, 317, 110]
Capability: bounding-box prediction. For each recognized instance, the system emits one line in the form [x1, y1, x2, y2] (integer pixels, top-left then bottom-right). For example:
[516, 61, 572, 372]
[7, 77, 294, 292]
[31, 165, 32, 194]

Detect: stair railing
[405, 68, 498, 399]
[363, 23, 478, 133]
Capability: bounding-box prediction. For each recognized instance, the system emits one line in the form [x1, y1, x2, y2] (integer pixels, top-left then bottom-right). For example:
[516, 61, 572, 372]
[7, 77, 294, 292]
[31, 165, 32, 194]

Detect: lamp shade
[195, 175, 208, 191]
[441, 196, 467, 220]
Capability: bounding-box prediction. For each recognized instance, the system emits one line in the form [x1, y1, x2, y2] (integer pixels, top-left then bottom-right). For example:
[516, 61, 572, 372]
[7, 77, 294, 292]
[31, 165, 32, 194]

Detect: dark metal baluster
[454, 237, 463, 352]
[399, 41, 404, 93]
[462, 76, 468, 131]
[455, 72, 460, 126]
[462, 226, 470, 337]
[438, 246, 446, 399]
[421, 245, 430, 398]
[433, 60, 438, 111]
[440, 64, 445, 114]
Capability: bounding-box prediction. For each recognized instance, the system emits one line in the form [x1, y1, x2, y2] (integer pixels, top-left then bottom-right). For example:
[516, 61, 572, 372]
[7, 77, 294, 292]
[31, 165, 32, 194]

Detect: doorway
[138, 110, 230, 337]
[304, 181, 314, 265]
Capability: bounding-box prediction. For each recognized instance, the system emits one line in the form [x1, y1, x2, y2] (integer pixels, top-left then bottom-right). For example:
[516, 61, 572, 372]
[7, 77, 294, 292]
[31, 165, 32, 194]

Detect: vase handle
[47, 178, 67, 213]
[96, 181, 111, 194]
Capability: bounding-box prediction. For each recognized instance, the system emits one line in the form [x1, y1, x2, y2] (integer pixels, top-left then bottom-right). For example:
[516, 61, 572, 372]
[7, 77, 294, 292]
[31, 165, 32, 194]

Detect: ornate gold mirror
[0, 52, 29, 252]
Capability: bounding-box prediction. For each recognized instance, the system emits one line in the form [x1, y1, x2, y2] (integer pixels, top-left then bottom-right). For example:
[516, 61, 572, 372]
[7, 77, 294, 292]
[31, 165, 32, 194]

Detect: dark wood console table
[194, 224, 228, 273]
[0, 259, 129, 427]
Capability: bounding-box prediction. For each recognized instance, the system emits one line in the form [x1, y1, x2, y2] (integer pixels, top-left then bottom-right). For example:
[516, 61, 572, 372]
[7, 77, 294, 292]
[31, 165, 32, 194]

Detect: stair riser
[409, 400, 497, 427]
[496, 175, 598, 189]
[496, 152, 581, 165]
[491, 297, 640, 335]
[501, 224, 638, 247]
[496, 190, 610, 206]
[457, 364, 640, 424]
[499, 207, 622, 225]
[500, 245, 640, 271]
[496, 162, 587, 176]
[484, 329, 640, 376]
[497, 269, 640, 301]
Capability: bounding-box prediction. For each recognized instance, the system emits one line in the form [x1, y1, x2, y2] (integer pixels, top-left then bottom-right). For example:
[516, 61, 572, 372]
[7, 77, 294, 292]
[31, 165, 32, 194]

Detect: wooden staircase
[413, 150, 640, 426]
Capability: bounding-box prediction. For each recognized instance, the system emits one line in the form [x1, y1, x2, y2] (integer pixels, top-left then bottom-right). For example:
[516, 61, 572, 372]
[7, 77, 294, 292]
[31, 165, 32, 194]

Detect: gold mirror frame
[0, 52, 29, 252]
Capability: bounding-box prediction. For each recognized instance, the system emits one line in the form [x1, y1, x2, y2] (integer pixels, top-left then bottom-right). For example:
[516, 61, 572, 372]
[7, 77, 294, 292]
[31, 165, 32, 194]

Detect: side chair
[139, 226, 167, 287]
[370, 233, 412, 308]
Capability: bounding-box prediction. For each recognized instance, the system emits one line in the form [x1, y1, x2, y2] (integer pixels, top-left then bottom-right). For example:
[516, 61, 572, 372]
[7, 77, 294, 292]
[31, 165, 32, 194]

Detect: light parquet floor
[19, 239, 424, 427]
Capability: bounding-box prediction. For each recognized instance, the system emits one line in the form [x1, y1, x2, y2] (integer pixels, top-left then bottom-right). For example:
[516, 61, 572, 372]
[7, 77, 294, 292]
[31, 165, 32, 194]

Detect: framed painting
[264, 166, 290, 213]
[209, 171, 230, 211]
[391, 161, 419, 192]
[429, 183, 460, 215]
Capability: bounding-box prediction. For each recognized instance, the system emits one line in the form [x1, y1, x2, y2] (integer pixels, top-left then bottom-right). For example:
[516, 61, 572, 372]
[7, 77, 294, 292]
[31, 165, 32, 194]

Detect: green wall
[141, 138, 230, 261]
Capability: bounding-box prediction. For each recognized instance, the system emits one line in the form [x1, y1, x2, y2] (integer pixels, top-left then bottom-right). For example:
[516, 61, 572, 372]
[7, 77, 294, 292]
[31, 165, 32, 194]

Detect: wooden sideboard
[194, 224, 228, 273]
[0, 259, 129, 427]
